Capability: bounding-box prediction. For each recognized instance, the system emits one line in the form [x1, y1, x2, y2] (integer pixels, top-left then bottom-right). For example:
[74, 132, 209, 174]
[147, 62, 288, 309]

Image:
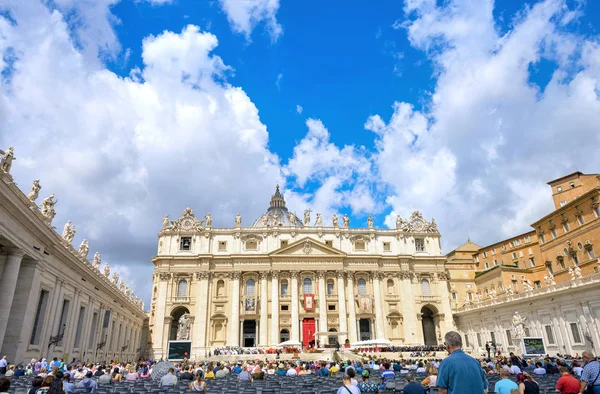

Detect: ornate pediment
[398, 211, 439, 233]
[269, 237, 346, 257]
[168, 208, 204, 231]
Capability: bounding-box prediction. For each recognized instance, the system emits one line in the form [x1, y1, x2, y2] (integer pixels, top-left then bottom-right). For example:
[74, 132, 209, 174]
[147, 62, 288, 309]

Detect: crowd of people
[0, 331, 599, 393]
[211, 346, 302, 356]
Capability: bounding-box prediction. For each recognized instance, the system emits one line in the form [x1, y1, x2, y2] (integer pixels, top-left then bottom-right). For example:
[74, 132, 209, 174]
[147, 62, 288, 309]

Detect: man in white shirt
[286, 366, 297, 376]
[532, 363, 546, 375]
[160, 368, 177, 387]
[0, 356, 7, 375]
[509, 363, 521, 375]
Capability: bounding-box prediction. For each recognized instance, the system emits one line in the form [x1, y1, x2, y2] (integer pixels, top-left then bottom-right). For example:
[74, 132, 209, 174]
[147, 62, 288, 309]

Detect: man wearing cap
[357, 370, 379, 392]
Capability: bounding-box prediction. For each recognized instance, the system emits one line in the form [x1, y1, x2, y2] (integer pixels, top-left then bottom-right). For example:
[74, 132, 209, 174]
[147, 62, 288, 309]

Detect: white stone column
[152, 273, 170, 358]
[259, 272, 268, 346]
[436, 273, 454, 333]
[193, 272, 210, 357]
[317, 271, 328, 346]
[399, 272, 417, 345]
[337, 272, 348, 344]
[372, 272, 385, 339]
[346, 274, 357, 343]
[228, 272, 241, 346]
[291, 271, 300, 341]
[271, 272, 279, 345]
[0, 248, 24, 352]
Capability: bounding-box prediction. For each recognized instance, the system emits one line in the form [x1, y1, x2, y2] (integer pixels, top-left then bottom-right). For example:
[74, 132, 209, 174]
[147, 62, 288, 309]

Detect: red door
[302, 318, 316, 348]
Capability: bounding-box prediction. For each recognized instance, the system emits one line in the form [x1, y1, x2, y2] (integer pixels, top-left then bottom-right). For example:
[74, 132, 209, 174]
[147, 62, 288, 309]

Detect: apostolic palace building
[149, 186, 453, 359]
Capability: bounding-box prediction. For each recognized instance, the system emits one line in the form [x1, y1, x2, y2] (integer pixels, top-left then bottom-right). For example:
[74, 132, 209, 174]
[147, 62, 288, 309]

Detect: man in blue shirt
[494, 368, 518, 394]
[403, 374, 427, 394]
[581, 351, 600, 394]
[437, 331, 486, 394]
[233, 363, 243, 375]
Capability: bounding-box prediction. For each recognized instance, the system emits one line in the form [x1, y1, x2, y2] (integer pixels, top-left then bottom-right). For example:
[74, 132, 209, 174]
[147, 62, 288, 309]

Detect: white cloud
[275, 73, 283, 89]
[296, 104, 303, 114]
[218, 0, 282, 42]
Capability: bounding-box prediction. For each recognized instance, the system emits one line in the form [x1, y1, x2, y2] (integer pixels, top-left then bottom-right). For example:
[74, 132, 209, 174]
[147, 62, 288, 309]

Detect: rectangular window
[512, 252, 517, 259]
[483, 252, 488, 258]
[218, 241, 227, 251]
[74, 306, 86, 349]
[570, 322, 582, 343]
[577, 215, 585, 225]
[573, 254, 579, 265]
[501, 245, 506, 252]
[327, 283, 334, 295]
[594, 206, 600, 218]
[280, 283, 288, 296]
[545, 325, 555, 345]
[493, 259, 498, 266]
[525, 236, 531, 243]
[589, 248, 596, 260]
[328, 304, 336, 311]
[529, 258, 535, 267]
[557, 186, 563, 192]
[383, 242, 391, 251]
[180, 237, 191, 251]
[485, 262, 489, 270]
[56, 299, 70, 346]
[325, 240, 333, 247]
[570, 181, 575, 188]
[519, 251, 524, 257]
[30, 290, 50, 345]
[476, 333, 482, 347]
[451, 292, 457, 301]
[551, 229, 558, 239]
[475, 256, 479, 263]
[540, 234, 545, 243]
[490, 332, 496, 344]
[506, 329, 512, 343]
[280, 240, 288, 248]
[528, 248, 533, 255]
[103, 310, 111, 328]
[534, 281, 541, 288]
[563, 223, 570, 233]
[491, 249, 496, 255]
[560, 201, 567, 207]
[245, 240, 258, 250]
[88, 312, 98, 349]
[280, 305, 289, 311]
[355, 241, 366, 251]
[547, 264, 554, 275]
[415, 239, 425, 252]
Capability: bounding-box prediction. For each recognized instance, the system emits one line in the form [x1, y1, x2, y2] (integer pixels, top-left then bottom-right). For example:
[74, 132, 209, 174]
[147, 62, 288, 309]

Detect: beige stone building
[149, 187, 453, 359]
[0, 154, 147, 364]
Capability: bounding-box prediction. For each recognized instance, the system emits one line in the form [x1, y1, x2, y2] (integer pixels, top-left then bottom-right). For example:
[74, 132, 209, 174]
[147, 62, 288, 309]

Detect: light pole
[46, 324, 66, 360]
[95, 335, 108, 363]
[120, 341, 129, 362]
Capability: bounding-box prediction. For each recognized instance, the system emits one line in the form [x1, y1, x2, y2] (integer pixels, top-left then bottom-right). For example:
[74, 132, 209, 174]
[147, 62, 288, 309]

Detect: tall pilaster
[337, 272, 348, 344]
[372, 272, 385, 339]
[271, 272, 279, 345]
[399, 271, 417, 345]
[436, 273, 454, 333]
[0, 248, 24, 352]
[346, 274, 357, 343]
[152, 273, 169, 358]
[317, 271, 328, 345]
[291, 271, 300, 341]
[259, 272, 268, 346]
[228, 272, 241, 346]
[192, 271, 210, 357]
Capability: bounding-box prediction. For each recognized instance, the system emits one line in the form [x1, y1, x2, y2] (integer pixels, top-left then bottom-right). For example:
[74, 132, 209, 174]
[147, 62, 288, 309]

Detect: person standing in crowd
[0, 378, 10, 394]
[337, 374, 360, 394]
[404, 374, 427, 394]
[556, 367, 580, 394]
[486, 343, 491, 359]
[0, 356, 7, 375]
[495, 368, 518, 394]
[580, 351, 600, 394]
[437, 331, 486, 394]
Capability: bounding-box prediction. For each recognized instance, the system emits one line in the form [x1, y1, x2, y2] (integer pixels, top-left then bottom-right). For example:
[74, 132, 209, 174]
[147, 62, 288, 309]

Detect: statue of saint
[367, 216, 373, 228]
[205, 213, 212, 227]
[288, 212, 296, 225]
[343, 214, 350, 228]
[428, 218, 438, 232]
[568, 267, 575, 281]
[103, 264, 110, 277]
[332, 214, 339, 227]
[78, 240, 89, 260]
[0, 146, 16, 174]
[315, 213, 322, 227]
[303, 209, 311, 226]
[41, 194, 57, 224]
[92, 252, 101, 270]
[574, 265, 583, 278]
[177, 313, 191, 340]
[396, 215, 403, 229]
[235, 213, 242, 227]
[62, 222, 75, 243]
[112, 272, 119, 285]
[272, 214, 279, 226]
[162, 216, 169, 229]
[511, 312, 527, 339]
[119, 279, 125, 291]
[27, 179, 41, 202]
[62, 221, 72, 239]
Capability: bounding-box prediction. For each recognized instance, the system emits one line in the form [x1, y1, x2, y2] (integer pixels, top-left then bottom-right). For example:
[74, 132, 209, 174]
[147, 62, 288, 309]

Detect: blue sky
[1, 0, 600, 304]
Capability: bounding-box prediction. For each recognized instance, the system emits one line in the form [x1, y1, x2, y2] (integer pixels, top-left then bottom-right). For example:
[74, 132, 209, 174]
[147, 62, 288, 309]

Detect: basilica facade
[149, 187, 453, 359]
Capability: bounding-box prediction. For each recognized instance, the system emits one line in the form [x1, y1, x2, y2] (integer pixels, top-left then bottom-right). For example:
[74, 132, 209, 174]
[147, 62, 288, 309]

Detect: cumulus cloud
[218, 0, 282, 42]
[296, 104, 303, 114]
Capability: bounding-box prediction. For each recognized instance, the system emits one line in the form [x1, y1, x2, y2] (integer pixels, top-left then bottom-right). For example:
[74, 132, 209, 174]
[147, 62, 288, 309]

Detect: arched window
[358, 279, 367, 295]
[177, 280, 187, 297]
[216, 280, 225, 297]
[246, 279, 256, 296]
[387, 279, 395, 294]
[280, 329, 290, 343]
[421, 279, 430, 296]
[303, 278, 313, 294]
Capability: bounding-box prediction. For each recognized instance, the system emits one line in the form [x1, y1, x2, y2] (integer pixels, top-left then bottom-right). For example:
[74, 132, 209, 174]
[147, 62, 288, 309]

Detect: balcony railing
[172, 296, 190, 303]
[416, 296, 441, 303]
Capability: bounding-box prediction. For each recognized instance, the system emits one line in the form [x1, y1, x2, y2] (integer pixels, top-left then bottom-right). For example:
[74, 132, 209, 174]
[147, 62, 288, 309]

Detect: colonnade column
[271, 272, 279, 345]
[346, 274, 357, 343]
[259, 272, 268, 346]
[193, 272, 210, 356]
[337, 272, 348, 344]
[291, 271, 300, 341]
[399, 271, 417, 345]
[0, 248, 25, 352]
[436, 273, 454, 332]
[317, 271, 328, 345]
[372, 272, 385, 339]
[228, 272, 241, 346]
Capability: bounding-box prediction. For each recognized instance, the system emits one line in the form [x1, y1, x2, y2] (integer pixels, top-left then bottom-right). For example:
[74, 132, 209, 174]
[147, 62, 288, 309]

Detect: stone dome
[252, 185, 303, 227]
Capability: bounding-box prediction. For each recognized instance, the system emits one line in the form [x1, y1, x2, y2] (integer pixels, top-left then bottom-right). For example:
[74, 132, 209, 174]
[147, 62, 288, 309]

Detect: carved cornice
[290, 270, 299, 279]
[316, 271, 326, 279]
[231, 271, 241, 280]
[259, 271, 269, 280]
[158, 273, 171, 281]
[337, 271, 346, 280]
[195, 271, 211, 280]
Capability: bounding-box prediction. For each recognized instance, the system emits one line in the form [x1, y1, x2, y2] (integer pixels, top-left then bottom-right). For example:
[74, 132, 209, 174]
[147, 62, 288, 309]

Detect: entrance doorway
[421, 307, 437, 346]
[243, 320, 257, 347]
[169, 307, 190, 341]
[302, 318, 316, 348]
[359, 318, 371, 341]
[328, 329, 338, 347]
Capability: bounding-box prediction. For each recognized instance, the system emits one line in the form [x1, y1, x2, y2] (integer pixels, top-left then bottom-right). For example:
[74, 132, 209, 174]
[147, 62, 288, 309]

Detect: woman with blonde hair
[38, 368, 48, 378]
[421, 366, 438, 389]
